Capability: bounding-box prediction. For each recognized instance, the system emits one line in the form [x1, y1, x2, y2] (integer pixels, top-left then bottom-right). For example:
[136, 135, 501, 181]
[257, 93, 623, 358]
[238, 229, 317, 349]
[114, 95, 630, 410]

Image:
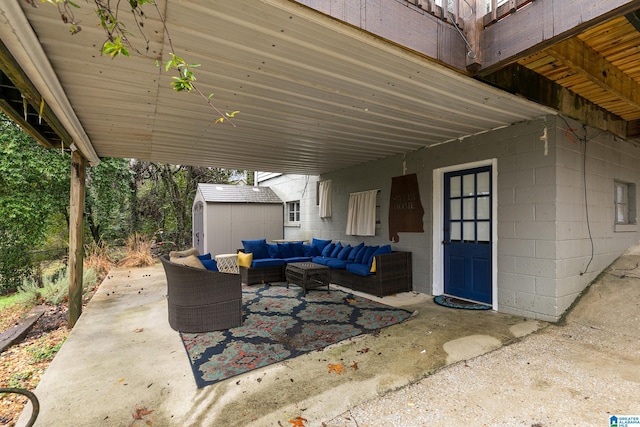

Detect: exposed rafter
[545, 37, 640, 114]
[0, 40, 71, 149]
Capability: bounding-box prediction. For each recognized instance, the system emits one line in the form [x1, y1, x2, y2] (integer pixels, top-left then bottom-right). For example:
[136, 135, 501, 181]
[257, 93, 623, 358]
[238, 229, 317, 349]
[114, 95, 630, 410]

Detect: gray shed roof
[198, 184, 283, 204]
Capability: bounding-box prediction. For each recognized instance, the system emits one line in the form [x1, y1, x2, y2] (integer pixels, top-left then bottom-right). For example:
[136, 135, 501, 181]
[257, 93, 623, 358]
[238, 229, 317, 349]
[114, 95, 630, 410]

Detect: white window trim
[286, 200, 301, 224]
[614, 181, 637, 232]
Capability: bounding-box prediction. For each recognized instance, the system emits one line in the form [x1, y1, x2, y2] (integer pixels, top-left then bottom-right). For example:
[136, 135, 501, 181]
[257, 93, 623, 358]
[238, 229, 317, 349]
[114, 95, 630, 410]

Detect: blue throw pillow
[347, 242, 365, 262]
[266, 243, 280, 259]
[337, 244, 352, 260]
[369, 244, 392, 267]
[302, 244, 319, 257]
[242, 239, 269, 260]
[330, 242, 343, 258]
[354, 245, 369, 264]
[312, 238, 332, 253]
[197, 253, 212, 261]
[289, 241, 305, 257]
[362, 245, 380, 266]
[278, 243, 294, 258]
[201, 259, 219, 271]
[321, 242, 335, 257]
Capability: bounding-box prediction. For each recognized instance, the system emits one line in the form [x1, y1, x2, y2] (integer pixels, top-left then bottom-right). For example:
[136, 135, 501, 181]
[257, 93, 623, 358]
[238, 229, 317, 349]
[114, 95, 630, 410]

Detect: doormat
[433, 295, 491, 310]
[180, 284, 414, 388]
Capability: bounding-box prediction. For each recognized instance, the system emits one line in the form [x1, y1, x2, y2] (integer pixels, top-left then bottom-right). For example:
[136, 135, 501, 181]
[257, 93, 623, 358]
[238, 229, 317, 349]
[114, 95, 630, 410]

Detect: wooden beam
[68, 151, 86, 329]
[546, 37, 640, 109]
[481, 63, 629, 138]
[627, 120, 640, 138]
[0, 98, 60, 149]
[478, 0, 640, 75]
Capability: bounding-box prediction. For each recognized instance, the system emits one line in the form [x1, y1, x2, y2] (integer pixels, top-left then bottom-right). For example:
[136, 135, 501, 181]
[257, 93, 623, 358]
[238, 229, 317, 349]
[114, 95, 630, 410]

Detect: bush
[118, 232, 156, 267]
[0, 230, 33, 295]
[84, 240, 114, 278]
[18, 266, 99, 305]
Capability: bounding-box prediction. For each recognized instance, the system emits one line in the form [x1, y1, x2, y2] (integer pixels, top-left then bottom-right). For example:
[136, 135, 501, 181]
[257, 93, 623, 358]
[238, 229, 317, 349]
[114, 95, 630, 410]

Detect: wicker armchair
[160, 255, 242, 333]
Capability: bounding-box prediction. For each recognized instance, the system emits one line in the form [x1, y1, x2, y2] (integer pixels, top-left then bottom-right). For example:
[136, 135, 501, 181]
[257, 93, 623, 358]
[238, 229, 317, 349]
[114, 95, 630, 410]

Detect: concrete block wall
[553, 116, 640, 317]
[261, 114, 640, 321]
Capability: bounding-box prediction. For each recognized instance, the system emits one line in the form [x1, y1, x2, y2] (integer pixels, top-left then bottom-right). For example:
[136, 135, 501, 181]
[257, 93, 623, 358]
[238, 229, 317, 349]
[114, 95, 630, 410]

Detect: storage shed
[192, 184, 284, 256]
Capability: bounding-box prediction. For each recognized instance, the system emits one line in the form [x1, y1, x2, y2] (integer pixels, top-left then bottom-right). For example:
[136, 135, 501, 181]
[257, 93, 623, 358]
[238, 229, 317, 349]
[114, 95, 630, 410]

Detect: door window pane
[477, 171, 490, 195]
[450, 176, 461, 197]
[463, 198, 475, 220]
[450, 222, 461, 241]
[477, 221, 490, 242]
[463, 174, 475, 196]
[477, 196, 490, 220]
[450, 199, 461, 220]
[463, 221, 475, 241]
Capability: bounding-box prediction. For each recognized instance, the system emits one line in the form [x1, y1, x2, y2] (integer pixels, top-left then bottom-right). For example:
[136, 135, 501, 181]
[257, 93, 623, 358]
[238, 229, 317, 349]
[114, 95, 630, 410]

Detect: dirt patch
[0, 305, 70, 426]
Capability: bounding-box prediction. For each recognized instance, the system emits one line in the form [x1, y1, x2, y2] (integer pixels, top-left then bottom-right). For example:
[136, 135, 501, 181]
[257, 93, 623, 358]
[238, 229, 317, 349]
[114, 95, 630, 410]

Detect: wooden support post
[464, 0, 482, 72]
[68, 150, 86, 329]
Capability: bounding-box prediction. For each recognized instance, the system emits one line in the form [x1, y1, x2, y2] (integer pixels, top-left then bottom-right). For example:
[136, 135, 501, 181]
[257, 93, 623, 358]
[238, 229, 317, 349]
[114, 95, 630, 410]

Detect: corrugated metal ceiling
[14, 0, 553, 174]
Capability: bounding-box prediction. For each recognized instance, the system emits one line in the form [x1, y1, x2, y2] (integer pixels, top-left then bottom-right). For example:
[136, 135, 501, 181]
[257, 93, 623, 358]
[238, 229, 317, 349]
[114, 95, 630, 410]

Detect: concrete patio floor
[18, 263, 545, 426]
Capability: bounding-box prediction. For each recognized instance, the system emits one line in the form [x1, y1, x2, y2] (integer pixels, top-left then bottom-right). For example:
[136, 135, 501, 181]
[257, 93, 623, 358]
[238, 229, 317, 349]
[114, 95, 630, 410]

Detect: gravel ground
[327, 324, 639, 426]
[325, 253, 640, 427]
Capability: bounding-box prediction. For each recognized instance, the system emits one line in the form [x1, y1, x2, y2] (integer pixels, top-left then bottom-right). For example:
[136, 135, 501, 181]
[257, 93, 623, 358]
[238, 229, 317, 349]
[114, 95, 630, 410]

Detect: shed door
[193, 201, 204, 254]
[443, 166, 492, 304]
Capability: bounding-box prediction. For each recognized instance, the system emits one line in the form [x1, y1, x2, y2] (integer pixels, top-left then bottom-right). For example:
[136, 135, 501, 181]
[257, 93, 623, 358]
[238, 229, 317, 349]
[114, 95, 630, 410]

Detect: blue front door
[444, 166, 492, 304]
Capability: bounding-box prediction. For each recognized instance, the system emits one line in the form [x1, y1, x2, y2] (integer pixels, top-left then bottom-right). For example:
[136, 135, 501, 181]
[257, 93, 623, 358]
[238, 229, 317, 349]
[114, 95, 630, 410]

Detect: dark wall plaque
[388, 173, 424, 242]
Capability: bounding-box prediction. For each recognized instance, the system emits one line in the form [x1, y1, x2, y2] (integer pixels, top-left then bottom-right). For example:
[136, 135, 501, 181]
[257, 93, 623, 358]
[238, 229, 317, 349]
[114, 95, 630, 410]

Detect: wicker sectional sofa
[238, 238, 412, 297]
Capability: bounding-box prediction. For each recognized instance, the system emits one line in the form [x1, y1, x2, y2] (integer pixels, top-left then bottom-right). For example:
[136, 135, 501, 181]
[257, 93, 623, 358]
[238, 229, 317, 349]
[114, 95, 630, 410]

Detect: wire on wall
[559, 116, 595, 275]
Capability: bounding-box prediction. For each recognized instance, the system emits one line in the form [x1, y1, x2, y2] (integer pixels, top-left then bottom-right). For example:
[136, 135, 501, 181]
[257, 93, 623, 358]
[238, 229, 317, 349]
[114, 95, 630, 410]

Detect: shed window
[287, 201, 300, 223]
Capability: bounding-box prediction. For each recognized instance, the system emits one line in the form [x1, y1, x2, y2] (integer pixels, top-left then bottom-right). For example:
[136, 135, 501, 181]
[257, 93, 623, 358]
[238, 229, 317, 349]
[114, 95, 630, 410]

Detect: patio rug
[433, 295, 491, 310]
[180, 284, 413, 388]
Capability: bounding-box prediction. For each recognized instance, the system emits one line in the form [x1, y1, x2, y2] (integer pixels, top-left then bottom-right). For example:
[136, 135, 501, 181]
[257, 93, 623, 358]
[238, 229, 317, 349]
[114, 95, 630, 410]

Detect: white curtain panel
[319, 180, 332, 218]
[346, 189, 378, 236]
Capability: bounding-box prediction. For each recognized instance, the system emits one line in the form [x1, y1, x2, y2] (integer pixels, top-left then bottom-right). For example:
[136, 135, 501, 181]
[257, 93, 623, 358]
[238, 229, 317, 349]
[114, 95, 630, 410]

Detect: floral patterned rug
[180, 284, 413, 388]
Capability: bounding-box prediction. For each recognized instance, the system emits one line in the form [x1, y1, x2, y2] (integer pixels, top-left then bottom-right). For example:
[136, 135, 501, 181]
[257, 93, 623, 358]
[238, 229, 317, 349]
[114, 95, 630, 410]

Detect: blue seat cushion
[197, 253, 212, 261]
[200, 259, 218, 271]
[347, 243, 364, 262]
[251, 258, 286, 268]
[283, 256, 312, 263]
[326, 259, 347, 269]
[312, 238, 332, 253]
[346, 263, 373, 277]
[278, 243, 294, 258]
[289, 242, 305, 257]
[266, 243, 281, 259]
[242, 239, 270, 260]
[312, 257, 332, 266]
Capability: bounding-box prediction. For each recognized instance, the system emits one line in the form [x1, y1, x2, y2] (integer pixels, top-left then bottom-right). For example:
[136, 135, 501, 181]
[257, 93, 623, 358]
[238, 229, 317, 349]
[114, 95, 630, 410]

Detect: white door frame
[432, 158, 499, 310]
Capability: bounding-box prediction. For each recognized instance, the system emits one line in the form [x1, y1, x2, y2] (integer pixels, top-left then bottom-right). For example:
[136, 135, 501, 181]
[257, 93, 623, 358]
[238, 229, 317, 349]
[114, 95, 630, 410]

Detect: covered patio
[16, 264, 542, 426]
